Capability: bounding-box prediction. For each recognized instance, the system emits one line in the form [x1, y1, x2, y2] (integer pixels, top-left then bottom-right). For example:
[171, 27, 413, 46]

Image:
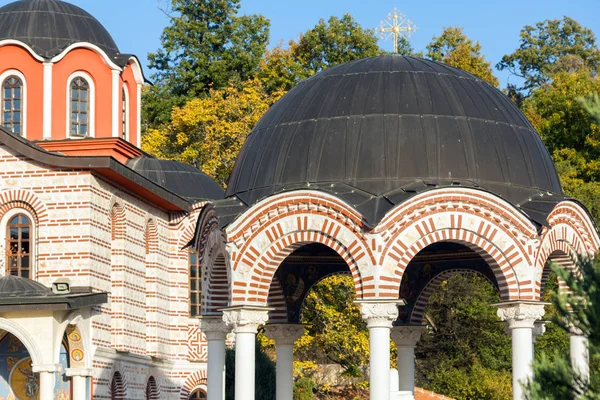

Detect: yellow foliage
[142, 79, 284, 188]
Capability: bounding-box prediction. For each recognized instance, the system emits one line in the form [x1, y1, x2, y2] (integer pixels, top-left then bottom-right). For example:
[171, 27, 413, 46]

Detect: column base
[390, 391, 414, 400]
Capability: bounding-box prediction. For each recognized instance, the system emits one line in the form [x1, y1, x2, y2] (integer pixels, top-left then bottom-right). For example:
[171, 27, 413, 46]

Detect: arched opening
[399, 242, 511, 398]
[201, 253, 228, 316]
[0, 331, 71, 398]
[146, 376, 159, 400]
[110, 371, 125, 400]
[5, 213, 32, 278]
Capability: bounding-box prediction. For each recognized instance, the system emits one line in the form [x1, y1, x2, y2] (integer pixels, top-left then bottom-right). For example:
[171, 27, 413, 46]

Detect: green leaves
[497, 17, 600, 95]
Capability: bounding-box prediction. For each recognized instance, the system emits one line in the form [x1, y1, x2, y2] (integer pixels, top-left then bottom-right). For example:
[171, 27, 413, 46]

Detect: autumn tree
[142, 79, 283, 187]
[426, 27, 499, 86]
[521, 67, 600, 221]
[144, 0, 270, 127]
[498, 17, 600, 95]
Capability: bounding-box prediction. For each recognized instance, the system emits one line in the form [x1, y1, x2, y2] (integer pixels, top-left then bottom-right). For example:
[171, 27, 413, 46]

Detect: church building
[0, 1, 597, 400]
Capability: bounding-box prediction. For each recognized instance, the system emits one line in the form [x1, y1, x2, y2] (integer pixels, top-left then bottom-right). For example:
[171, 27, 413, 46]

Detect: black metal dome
[0, 275, 52, 297]
[127, 157, 225, 203]
[0, 0, 119, 59]
[226, 55, 563, 226]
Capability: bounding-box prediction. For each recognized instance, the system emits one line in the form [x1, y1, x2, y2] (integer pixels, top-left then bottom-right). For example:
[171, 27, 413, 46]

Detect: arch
[66, 70, 95, 138]
[109, 200, 126, 350]
[110, 371, 126, 400]
[0, 189, 48, 224]
[180, 370, 207, 400]
[201, 252, 228, 316]
[0, 69, 27, 137]
[0, 40, 46, 62]
[542, 250, 576, 297]
[409, 269, 498, 325]
[0, 317, 43, 365]
[109, 200, 126, 240]
[189, 387, 207, 399]
[227, 192, 373, 305]
[50, 42, 122, 70]
[144, 218, 159, 354]
[146, 376, 160, 400]
[267, 275, 287, 323]
[378, 189, 536, 300]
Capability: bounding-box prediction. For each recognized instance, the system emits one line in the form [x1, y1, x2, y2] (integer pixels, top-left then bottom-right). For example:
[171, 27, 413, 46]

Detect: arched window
[2, 76, 22, 135]
[189, 247, 201, 317]
[6, 214, 31, 278]
[70, 77, 90, 137]
[121, 86, 128, 140]
[189, 389, 207, 399]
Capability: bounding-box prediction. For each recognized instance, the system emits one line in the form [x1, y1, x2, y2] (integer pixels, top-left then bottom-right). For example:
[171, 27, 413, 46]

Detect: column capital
[355, 300, 404, 328]
[65, 368, 94, 377]
[221, 306, 271, 334]
[532, 320, 546, 343]
[199, 316, 231, 340]
[493, 301, 548, 329]
[32, 364, 63, 374]
[265, 324, 305, 346]
[391, 325, 423, 347]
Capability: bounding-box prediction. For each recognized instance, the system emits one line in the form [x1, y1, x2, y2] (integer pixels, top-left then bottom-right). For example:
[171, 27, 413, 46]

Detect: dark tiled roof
[0, 275, 51, 296]
[0, 0, 119, 58]
[127, 157, 225, 203]
[226, 55, 563, 226]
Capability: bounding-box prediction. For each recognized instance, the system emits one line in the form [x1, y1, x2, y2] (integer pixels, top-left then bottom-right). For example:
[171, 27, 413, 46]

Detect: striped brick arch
[409, 269, 497, 324]
[145, 376, 160, 400]
[377, 188, 538, 300]
[0, 189, 48, 224]
[109, 371, 126, 400]
[200, 227, 229, 316]
[267, 276, 288, 323]
[225, 191, 374, 305]
[145, 219, 159, 356]
[180, 370, 207, 400]
[109, 201, 127, 351]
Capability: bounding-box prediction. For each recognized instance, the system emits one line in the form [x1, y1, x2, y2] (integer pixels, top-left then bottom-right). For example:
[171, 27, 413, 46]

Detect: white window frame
[66, 71, 95, 138]
[0, 208, 36, 278]
[122, 83, 129, 140]
[0, 69, 27, 138]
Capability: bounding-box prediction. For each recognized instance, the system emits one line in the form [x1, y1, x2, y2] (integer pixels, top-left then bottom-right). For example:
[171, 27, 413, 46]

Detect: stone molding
[65, 368, 94, 377]
[391, 326, 423, 347]
[264, 324, 306, 346]
[356, 300, 403, 328]
[32, 364, 63, 374]
[221, 306, 270, 334]
[198, 316, 230, 340]
[495, 301, 547, 329]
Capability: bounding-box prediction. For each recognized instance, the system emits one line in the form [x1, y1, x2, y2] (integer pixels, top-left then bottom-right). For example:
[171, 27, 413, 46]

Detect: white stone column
[265, 324, 305, 400]
[222, 306, 270, 400]
[569, 326, 590, 384]
[66, 368, 93, 400]
[496, 301, 546, 400]
[357, 300, 403, 400]
[391, 326, 422, 400]
[32, 364, 62, 400]
[199, 317, 231, 400]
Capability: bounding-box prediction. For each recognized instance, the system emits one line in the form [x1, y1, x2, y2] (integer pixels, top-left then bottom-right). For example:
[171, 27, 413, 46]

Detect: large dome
[0, 0, 119, 58]
[226, 55, 563, 225]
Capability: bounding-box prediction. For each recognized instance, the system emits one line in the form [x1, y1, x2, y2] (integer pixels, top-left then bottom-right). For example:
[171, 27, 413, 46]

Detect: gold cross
[379, 8, 418, 54]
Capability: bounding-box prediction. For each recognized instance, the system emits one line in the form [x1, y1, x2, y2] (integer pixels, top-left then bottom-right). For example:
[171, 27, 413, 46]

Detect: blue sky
[11, 0, 600, 88]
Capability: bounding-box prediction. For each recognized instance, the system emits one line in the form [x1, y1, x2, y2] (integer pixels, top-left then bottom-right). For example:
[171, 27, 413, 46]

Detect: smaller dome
[0, 0, 120, 58]
[127, 157, 225, 202]
[0, 275, 52, 297]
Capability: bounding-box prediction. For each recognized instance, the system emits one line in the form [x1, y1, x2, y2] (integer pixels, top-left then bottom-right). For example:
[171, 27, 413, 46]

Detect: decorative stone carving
[356, 300, 403, 328]
[264, 324, 306, 346]
[199, 316, 231, 340]
[495, 301, 547, 329]
[391, 326, 423, 347]
[222, 306, 270, 334]
[532, 320, 546, 343]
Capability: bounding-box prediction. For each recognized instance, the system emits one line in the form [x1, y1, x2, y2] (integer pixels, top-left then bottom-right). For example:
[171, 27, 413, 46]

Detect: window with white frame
[4, 213, 32, 278]
[69, 77, 90, 137]
[2, 76, 23, 135]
